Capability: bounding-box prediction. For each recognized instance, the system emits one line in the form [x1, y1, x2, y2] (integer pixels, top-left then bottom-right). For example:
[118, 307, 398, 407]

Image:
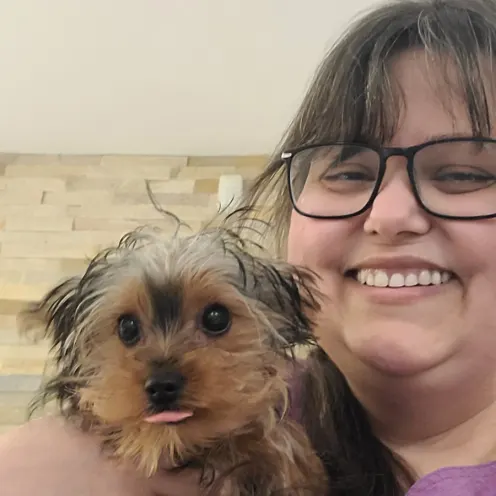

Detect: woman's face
[287, 51, 496, 383]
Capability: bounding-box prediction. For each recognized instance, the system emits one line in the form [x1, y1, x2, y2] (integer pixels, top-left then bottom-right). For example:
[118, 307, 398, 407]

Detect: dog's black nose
[145, 370, 185, 410]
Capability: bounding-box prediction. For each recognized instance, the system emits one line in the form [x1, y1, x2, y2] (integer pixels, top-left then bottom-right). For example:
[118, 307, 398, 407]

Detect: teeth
[354, 269, 452, 288]
[418, 270, 431, 286]
[373, 271, 388, 287]
[389, 273, 404, 287]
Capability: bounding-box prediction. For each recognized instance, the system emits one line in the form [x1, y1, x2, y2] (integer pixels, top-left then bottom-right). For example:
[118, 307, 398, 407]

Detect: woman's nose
[363, 162, 431, 241]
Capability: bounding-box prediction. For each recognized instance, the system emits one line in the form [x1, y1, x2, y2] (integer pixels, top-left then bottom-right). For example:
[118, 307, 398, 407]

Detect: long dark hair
[241, 0, 496, 494]
[299, 349, 414, 495]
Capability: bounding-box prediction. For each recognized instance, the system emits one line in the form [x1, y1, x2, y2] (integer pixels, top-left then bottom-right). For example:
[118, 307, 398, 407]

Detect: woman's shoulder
[407, 461, 496, 495]
[0, 415, 201, 496]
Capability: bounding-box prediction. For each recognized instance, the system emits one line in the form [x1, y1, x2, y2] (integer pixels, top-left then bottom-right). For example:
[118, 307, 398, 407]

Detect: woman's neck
[350, 369, 496, 478]
[394, 404, 496, 478]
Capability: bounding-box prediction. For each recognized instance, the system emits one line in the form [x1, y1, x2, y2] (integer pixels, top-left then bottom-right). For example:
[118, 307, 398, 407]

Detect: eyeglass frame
[280, 136, 496, 222]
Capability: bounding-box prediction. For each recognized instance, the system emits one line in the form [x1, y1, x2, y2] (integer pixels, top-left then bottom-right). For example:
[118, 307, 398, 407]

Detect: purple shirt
[288, 367, 496, 495]
[406, 461, 496, 495]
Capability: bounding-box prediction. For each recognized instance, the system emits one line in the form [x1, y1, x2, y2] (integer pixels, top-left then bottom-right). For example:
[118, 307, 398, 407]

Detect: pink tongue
[144, 411, 193, 424]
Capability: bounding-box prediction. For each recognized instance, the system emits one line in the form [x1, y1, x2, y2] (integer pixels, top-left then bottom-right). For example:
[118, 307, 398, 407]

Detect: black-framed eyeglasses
[280, 137, 496, 221]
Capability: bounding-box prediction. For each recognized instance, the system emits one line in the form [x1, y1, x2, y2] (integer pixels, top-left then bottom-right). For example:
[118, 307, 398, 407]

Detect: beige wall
[0, 0, 380, 156]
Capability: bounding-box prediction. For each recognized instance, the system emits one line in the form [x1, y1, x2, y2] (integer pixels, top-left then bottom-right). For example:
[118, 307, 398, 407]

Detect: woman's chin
[341, 321, 456, 378]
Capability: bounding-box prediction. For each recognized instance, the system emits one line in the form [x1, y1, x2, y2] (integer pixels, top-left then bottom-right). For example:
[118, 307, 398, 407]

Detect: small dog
[19, 208, 328, 495]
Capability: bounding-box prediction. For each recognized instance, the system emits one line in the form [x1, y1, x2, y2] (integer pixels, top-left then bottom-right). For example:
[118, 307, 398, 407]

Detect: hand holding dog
[0, 416, 203, 496]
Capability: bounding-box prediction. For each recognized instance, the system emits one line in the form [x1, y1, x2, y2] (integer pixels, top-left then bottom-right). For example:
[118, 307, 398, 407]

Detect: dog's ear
[18, 276, 83, 350]
[246, 259, 323, 350]
[18, 276, 86, 417]
[263, 263, 321, 346]
[211, 209, 322, 350]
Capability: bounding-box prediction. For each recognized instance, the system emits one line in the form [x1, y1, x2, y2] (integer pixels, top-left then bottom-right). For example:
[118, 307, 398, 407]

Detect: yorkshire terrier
[18, 207, 328, 495]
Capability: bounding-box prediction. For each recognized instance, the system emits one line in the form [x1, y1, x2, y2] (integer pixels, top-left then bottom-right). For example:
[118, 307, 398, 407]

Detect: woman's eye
[429, 165, 496, 193]
[323, 170, 375, 181]
[117, 314, 141, 347]
[435, 171, 494, 182]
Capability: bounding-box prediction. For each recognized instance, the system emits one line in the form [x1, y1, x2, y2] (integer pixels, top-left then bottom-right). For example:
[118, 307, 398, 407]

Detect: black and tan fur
[18, 208, 328, 495]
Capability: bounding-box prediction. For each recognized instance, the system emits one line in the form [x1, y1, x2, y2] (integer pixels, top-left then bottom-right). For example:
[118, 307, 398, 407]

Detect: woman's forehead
[352, 49, 496, 146]
[380, 52, 491, 144]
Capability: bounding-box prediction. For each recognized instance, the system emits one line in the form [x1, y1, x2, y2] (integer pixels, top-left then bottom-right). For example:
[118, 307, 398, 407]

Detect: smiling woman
[244, 0, 496, 494]
[3, 1, 496, 495]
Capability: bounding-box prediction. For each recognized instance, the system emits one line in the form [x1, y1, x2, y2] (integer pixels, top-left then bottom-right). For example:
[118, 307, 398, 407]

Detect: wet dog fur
[18, 208, 329, 495]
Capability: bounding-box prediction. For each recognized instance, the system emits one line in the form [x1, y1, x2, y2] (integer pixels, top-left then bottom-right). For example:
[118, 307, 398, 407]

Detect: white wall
[0, 0, 379, 156]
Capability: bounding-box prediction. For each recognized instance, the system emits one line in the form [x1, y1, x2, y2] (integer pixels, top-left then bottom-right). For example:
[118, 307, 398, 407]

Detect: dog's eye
[118, 314, 141, 346]
[200, 304, 231, 336]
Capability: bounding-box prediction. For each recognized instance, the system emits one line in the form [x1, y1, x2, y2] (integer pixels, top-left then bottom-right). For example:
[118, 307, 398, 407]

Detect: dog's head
[19, 214, 321, 474]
